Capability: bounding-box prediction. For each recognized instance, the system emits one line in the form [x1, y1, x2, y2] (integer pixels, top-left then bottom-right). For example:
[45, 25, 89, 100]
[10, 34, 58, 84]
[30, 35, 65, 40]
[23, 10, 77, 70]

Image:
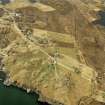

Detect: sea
[93, 10, 105, 26]
[0, 71, 49, 105]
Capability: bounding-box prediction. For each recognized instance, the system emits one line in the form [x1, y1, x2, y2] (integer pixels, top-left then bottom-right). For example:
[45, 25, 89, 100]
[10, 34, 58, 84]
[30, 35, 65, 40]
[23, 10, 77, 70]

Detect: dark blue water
[0, 0, 10, 4]
[0, 72, 50, 105]
[0, 81, 50, 105]
[93, 10, 105, 26]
